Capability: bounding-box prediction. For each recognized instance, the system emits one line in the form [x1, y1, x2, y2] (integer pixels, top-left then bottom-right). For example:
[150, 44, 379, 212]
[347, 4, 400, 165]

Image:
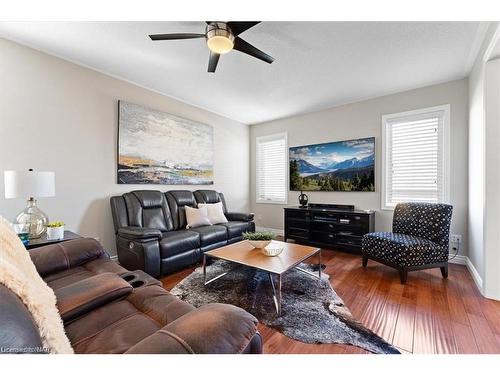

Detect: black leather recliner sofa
[110, 189, 255, 277]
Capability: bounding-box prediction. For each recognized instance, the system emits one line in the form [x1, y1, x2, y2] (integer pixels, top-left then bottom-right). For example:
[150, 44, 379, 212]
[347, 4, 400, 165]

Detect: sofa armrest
[125, 303, 258, 354]
[225, 212, 254, 222]
[55, 273, 132, 322]
[30, 238, 108, 278]
[115, 235, 161, 278]
[117, 226, 163, 240]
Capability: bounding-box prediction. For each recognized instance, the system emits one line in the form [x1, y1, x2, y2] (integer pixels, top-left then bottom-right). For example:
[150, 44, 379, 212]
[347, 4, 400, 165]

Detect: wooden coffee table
[202, 240, 321, 316]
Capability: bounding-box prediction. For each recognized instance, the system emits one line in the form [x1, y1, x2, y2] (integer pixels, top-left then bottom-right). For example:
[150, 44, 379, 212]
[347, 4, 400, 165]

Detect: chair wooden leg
[399, 269, 408, 284]
[362, 255, 368, 268]
[440, 264, 448, 279]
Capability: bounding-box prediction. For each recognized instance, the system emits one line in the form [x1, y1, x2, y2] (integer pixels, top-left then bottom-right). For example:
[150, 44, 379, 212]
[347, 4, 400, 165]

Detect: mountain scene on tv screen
[289, 137, 375, 192]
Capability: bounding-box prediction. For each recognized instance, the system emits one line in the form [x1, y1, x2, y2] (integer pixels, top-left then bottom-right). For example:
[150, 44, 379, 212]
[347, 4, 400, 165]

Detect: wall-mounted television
[289, 137, 375, 192]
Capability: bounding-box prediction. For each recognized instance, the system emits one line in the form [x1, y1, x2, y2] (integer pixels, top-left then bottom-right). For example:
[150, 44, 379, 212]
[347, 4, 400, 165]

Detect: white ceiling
[0, 22, 486, 124]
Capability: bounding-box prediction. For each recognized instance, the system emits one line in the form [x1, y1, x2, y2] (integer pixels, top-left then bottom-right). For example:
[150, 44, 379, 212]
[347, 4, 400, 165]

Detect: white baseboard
[255, 226, 284, 237]
[449, 255, 483, 292]
[466, 257, 483, 292]
[448, 255, 467, 265]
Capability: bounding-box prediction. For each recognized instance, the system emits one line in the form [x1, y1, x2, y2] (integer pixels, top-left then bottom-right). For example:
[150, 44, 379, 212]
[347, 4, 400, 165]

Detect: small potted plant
[46, 221, 65, 240]
[243, 231, 276, 249]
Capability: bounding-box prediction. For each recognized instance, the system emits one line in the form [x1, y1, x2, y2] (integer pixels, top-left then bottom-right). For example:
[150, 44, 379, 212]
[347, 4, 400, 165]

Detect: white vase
[47, 226, 64, 240]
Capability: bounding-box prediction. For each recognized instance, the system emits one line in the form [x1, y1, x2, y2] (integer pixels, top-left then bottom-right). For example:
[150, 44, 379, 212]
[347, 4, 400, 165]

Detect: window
[256, 133, 288, 204]
[381, 105, 450, 210]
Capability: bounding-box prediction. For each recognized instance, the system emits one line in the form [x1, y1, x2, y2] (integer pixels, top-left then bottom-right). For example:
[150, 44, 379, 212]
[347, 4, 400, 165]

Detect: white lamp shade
[4, 170, 55, 199]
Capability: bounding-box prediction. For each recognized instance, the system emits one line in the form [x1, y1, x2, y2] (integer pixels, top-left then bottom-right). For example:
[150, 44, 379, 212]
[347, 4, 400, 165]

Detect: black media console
[284, 203, 375, 254]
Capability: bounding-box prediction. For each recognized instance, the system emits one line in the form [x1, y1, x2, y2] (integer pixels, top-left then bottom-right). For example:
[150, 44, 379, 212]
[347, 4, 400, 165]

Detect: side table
[25, 230, 82, 250]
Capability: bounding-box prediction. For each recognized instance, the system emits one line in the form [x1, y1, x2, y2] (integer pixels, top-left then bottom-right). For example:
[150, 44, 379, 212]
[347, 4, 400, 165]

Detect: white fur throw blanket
[0, 216, 73, 353]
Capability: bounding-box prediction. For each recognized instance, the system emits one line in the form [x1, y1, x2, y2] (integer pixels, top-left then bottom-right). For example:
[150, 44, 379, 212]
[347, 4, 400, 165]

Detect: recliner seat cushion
[55, 273, 133, 322]
[43, 258, 126, 291]
[160, 230, 200, 258]
[220, 221, 251, 239]
[64, 285, 195, 354]
[188, 225, 228, 247]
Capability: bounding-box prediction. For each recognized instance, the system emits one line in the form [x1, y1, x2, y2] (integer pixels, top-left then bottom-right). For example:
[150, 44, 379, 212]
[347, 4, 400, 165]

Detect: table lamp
[4, 169, 55, 239]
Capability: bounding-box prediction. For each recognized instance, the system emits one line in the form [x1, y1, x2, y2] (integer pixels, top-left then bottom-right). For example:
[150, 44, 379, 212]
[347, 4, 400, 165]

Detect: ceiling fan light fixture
[149, 21, 273, 73]
[207, 36, 233, 54]
[206, 23, 234, 54]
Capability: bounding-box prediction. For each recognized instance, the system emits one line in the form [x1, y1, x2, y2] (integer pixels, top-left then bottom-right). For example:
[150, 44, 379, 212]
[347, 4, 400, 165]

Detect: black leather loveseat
[110, 190, 255, 277]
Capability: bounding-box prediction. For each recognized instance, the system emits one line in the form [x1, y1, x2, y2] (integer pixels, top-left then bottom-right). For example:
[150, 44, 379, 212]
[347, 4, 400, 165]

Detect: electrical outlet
[450, 234, 462, 243]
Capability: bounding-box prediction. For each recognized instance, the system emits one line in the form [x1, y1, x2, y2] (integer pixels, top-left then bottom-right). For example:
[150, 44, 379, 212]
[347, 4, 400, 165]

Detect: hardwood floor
[160, 249, 500, 354]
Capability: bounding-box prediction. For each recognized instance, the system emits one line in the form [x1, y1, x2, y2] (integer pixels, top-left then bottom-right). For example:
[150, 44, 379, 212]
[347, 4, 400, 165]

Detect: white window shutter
[256, 133, 287, 204]
[382, 105, 450, 209]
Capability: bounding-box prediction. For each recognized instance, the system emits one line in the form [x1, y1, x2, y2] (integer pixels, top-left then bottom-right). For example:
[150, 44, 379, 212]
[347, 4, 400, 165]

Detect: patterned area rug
[171, 260, 399, 354]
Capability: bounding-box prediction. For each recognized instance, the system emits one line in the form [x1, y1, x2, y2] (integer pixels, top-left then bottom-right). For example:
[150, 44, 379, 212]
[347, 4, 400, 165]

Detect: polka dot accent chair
[362, 202, 453, 284]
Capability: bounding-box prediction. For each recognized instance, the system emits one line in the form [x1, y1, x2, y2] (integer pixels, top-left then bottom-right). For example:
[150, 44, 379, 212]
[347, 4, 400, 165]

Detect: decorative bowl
[248, 240, 271, 249]
[261, 245, 284, 257]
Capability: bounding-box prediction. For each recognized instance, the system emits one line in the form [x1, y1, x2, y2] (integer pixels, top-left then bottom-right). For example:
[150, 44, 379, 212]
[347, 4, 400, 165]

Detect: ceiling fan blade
[227, 21, 261, 36]
[208, 51, 220, 73]
[233, 37, 274, 64]
[149, 33, 205, 41]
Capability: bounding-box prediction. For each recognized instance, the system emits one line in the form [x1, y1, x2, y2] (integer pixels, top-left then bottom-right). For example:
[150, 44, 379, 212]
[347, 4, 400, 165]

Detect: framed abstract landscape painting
[289, 137, 375, 192]
[117, 101, 214, 185]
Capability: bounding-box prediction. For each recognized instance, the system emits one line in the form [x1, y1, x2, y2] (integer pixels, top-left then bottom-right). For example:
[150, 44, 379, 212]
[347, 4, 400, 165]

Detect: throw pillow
[185, 206, 211, 228]
[198, 202, 228, 225]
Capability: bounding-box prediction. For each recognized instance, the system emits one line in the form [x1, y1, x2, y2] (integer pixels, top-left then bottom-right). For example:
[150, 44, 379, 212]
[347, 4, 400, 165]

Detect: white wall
[468, 46, 486, 282]
[250, 79, 469, 256]
[467, 22, 500, 298]
[484, 58, 500, 298]
[0, 38, 250, 256]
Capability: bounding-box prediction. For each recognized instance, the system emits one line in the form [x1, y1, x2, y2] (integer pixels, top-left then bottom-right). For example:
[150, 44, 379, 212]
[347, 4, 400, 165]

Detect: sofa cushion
[160, 230, 200, 258]
[165, 191, 198, 230]
[193, 190, 222, 205]
[65, 285, 195, 354]
[362, 232, 448, 267]
[55, 273, 133, 322]
[220, 221, 251, 239]
[125, 303, 258, 354]
[30, 238, 108, 278]
[44, 257, 127, 291]
[188, 225, 228, 247]
[123, 191, 174, 232]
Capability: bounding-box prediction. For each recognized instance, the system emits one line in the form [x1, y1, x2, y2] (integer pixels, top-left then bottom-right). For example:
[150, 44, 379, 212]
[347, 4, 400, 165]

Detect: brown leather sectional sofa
[0, 238, 262, 354]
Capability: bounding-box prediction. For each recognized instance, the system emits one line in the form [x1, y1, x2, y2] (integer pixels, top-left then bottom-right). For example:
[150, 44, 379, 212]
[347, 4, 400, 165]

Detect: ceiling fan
[149, 21, 274, 73]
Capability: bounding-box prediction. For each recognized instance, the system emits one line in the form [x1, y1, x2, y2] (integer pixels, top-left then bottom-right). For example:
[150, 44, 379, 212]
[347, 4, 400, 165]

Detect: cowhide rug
[171, 260, 399, 354]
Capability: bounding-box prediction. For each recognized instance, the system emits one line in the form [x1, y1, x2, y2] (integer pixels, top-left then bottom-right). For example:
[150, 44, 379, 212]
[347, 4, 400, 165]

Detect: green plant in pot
[46, 221, 65, 240]
[243, 231, 276, 249]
